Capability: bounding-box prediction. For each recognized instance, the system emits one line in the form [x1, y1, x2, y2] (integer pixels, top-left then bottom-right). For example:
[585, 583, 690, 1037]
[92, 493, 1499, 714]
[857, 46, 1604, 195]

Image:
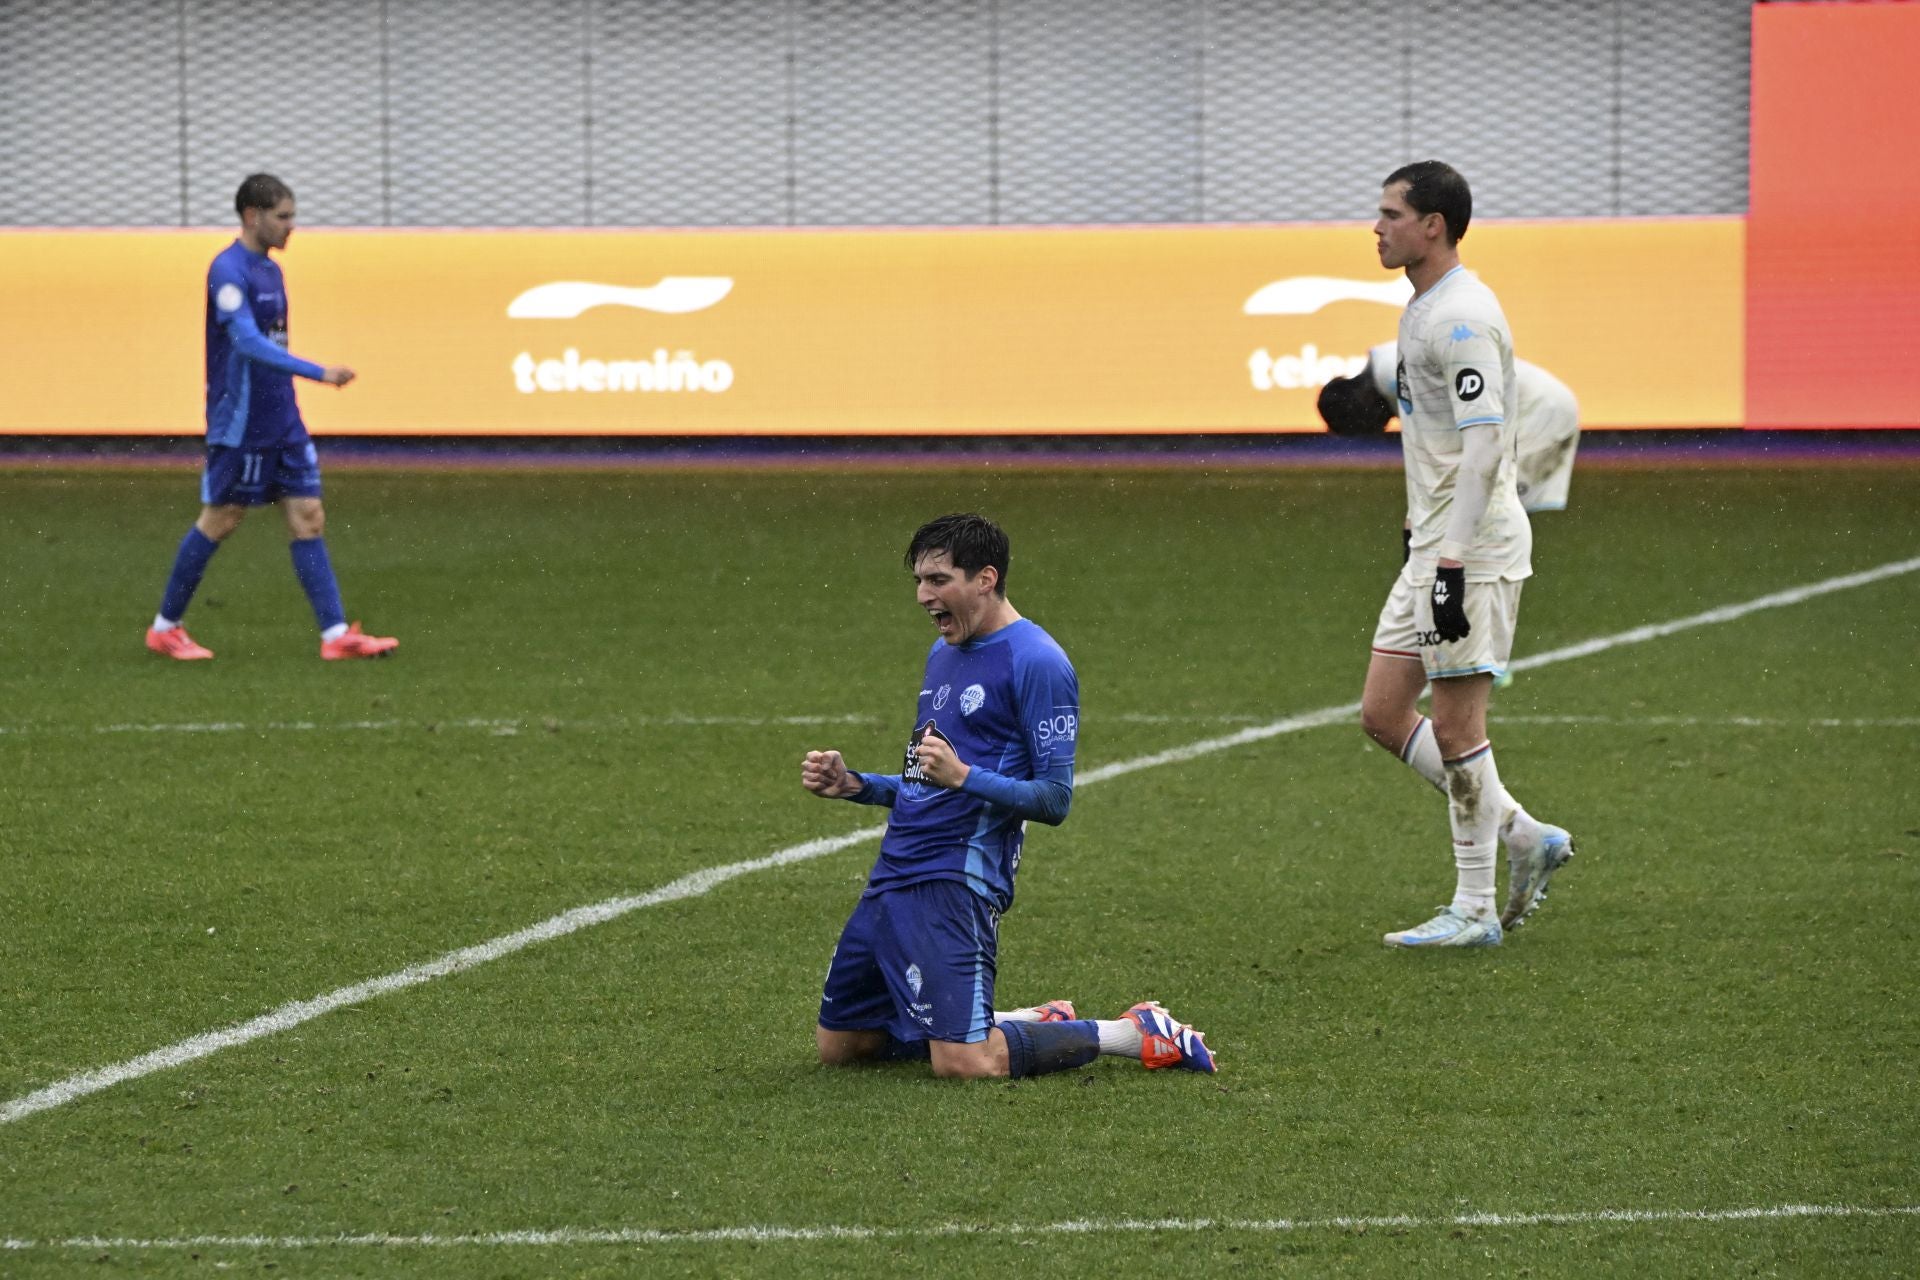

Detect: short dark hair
[235, 173, 294, 218]
[1384, 160, 1471, 246]
[1317, 373, 1394, 436]
[905, 513, 1010, 596]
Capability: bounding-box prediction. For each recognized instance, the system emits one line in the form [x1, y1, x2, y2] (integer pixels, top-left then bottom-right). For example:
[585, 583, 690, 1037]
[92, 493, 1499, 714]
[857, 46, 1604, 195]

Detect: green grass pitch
[1, 460, 1916, 1278]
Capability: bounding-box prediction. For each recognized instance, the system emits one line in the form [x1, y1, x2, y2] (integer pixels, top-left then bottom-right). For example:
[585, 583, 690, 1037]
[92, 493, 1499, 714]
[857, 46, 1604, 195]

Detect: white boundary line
[3, 1202, 1916, 1253]
[3, 711, 1917, 738]
[5, 553, 1918, 1128]
[0, 713, 882, 737]
[1493, 714, 1920, 728]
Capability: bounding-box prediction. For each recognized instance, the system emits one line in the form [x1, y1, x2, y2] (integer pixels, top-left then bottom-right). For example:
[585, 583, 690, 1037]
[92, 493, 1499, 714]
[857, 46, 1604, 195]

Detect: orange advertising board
[0, 219, 1742, 435]
[1748, 2, 1920, 428]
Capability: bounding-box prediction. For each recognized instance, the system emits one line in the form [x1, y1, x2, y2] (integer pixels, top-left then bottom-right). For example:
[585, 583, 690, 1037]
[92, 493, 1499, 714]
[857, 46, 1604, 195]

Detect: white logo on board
[506, 277, 733, 319]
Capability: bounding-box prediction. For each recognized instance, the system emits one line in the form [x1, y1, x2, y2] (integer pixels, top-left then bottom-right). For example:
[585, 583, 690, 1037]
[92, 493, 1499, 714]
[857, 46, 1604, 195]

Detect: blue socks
[158, 528, 220, 622]
[1000, 1019, 1101, 1079]
[158, 529, 349, 635]
[289, 537, 346, 632]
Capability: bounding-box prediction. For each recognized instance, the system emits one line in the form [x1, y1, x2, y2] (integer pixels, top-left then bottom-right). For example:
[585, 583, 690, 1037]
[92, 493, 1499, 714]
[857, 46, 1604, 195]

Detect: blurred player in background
[801, 513, 1215, 1079]
[144, 173, 396, 662]
[1357, 161, 1576, 949]
[1319, 341, 1581, 513]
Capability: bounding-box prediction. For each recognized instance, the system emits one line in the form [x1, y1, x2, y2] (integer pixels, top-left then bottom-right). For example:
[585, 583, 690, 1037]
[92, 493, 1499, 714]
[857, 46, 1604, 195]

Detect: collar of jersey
[941, 617, 1029, 652]
[1411, 264, 1467, 309]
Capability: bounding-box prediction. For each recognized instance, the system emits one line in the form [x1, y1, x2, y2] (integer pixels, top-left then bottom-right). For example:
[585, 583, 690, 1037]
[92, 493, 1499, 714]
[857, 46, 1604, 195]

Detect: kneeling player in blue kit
[801, 513, 1215, 1080]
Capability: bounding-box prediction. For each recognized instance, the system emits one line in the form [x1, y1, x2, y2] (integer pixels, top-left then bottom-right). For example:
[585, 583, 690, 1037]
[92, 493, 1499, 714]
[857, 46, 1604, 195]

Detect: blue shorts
[818, 879, 999, 1045]
[201, 442, 323, 507]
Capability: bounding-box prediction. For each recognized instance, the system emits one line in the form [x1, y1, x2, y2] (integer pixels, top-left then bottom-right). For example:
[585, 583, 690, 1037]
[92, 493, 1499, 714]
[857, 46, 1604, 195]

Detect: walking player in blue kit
[144, 173, 396, 662]
[801, 513, 1215, 1080]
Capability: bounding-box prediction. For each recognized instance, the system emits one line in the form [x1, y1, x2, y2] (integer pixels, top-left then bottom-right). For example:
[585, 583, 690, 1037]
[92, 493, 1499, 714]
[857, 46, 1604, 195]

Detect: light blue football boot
[1383, 905, 1504, 948]
[1502, 825, 1577, 929]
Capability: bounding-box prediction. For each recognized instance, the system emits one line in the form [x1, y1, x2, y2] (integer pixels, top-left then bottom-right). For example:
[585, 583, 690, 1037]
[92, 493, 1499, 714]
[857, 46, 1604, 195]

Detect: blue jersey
[851, 618, 1079, 913]
[205, 240, 326, 448]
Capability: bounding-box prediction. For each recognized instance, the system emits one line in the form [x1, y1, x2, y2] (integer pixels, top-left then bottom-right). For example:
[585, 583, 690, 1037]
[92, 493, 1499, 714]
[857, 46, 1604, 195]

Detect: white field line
[1111, 713, 1920, 728]
[3, 711, 1916, 737]
[3, 1202, 1915, 1253]
[4, 554, 1917, 1128]
[0, 713, 881, 737]
[1494, 714, 1920, 728]
[1505, 554, 1920, 672]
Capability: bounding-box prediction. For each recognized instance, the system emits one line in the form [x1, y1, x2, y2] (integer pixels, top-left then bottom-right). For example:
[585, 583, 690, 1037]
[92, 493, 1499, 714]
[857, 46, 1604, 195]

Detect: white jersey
[1390, 267, 1531, 584]
[1367, 341, 1579, 514]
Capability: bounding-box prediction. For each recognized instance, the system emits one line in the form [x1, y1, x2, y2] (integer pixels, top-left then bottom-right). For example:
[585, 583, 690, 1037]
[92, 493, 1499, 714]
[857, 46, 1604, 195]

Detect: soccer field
[1, 461, 1916, 1278]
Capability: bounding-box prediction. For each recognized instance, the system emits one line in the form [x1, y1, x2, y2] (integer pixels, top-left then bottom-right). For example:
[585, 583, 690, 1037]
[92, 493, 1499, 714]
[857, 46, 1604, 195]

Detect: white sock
[1096, 1019, 1143, 1057]
[1445, 742, 1504, 918]
[321, 622, 349, 642]
[1399, 716, 1446, 793]
[1500, 804, 1545, 852]
[151, 615, 179, 632]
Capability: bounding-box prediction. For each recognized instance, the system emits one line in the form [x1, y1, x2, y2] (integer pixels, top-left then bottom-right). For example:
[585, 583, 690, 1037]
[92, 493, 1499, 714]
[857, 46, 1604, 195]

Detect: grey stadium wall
[0, 0, 1751, 229]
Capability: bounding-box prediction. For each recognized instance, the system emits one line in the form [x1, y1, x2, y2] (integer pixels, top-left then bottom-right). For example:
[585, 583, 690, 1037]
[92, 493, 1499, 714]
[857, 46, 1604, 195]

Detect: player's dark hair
[235, 173, 294, 218]
[1384, 160, 1471, 245]
[1317, 373, 1394, 436]
[906, 513, 1010, 596]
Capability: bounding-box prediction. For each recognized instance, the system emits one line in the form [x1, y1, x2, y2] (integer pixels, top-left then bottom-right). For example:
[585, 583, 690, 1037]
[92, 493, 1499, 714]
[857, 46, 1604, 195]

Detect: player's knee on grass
[815, 1025, 886, 1066]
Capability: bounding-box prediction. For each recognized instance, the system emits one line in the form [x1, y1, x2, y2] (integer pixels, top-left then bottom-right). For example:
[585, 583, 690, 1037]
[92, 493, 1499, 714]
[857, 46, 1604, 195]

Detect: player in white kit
[1358, 161, 1577, 948]
[1319, 341, 1581, 514]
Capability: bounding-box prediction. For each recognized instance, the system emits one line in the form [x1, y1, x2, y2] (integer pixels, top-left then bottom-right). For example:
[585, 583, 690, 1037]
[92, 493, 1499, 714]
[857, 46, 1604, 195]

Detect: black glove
[1402, 527, 1412, 566]
[1430, 566, 1470, 642]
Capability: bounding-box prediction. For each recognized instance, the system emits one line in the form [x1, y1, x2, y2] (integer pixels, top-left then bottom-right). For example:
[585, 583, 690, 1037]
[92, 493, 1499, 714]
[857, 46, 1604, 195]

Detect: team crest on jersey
[1395, 355, 1410, 410]
[932, 684, 951, 709]
[960, 684, 985, 716]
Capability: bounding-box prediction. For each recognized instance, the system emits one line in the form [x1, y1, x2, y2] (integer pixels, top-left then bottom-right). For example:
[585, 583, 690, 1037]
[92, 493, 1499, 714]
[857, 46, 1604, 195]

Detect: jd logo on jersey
[1455, 369, 1484, 401]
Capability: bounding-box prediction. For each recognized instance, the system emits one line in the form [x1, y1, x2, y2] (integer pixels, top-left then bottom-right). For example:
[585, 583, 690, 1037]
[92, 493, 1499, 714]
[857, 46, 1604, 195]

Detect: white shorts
[1371, 572, 1525, 679]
